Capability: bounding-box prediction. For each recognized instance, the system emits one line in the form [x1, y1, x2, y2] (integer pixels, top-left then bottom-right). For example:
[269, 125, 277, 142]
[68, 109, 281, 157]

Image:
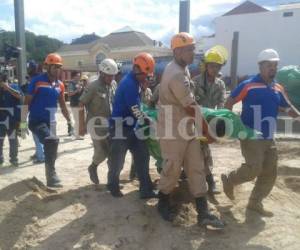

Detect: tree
[0, 30, 63, 63]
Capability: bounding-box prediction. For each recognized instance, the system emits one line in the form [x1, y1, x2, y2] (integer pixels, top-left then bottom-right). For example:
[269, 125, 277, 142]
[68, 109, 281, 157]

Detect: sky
[0, 0, 299, 45]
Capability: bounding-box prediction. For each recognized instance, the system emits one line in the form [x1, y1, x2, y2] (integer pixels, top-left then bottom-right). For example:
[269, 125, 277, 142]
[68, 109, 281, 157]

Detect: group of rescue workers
[1, 31, 300, 230]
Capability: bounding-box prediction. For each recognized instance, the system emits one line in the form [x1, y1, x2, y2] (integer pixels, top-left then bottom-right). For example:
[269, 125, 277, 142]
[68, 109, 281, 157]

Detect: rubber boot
[88, 162, 99, 184]
[196, 196, 225, 229]
[44, 139, 62, 188]
[206, 174, 220, 194]
[157, 192, 174, 222]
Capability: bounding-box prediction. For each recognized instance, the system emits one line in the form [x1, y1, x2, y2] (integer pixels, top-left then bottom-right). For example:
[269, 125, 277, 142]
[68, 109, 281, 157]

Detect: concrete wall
[215, 7, 300, 77]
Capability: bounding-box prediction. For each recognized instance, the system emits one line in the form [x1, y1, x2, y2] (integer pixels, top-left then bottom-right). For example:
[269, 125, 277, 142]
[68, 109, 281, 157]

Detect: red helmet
[44, 53, 63, 65]
[133, 52, 155, 76]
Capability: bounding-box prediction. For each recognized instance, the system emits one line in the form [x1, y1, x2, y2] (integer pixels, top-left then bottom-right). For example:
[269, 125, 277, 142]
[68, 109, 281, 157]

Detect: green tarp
[140, 104, 258, 171]
[276, 65, 300, 110]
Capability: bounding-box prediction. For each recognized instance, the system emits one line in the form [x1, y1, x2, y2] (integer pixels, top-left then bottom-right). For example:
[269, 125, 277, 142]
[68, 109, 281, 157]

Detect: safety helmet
[204, 50, 225, 65]
[133, 52, 155, 76]
[81, 75, 89, 81]
[171, 32, 195, 50]
[258, 49, 280, 63]
[44, 53, 63, 65]
[204, 45, 228, 65]
[98, 58, 118, 75]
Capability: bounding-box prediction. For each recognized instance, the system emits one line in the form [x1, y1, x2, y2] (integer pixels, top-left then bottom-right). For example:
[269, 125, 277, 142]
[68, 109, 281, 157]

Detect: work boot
[44, 139, 62, 188]
[221, 174, 235, 200]
[196, 197, 225, 229]
[107, 185, 124, 198]
[10, 160, 19, 167]
[88, 162, 99, 184]
[247, 200, 274, 217]
[206, 174, 220, 195]
[157, 192, 175, 222]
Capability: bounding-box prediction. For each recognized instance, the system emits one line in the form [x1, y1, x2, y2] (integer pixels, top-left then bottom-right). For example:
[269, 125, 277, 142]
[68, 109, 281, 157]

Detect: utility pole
[230, 31, 239, 90]
[14, 0, 26, 86]
[179, 0, 190, 32]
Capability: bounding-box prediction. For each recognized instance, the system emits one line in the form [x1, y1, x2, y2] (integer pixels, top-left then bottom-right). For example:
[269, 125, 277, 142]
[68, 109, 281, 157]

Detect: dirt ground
[1, 111, 300, 250]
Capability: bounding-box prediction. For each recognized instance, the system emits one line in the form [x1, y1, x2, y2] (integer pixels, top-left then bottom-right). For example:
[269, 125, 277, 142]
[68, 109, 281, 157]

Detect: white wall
[215, 7, 300, 77]
[195, 36, 216, 54]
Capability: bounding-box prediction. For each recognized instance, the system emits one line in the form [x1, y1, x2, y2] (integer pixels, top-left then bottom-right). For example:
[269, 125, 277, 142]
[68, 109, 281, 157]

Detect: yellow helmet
[204, 50, 224, 65]
[204, 45, 228, 65]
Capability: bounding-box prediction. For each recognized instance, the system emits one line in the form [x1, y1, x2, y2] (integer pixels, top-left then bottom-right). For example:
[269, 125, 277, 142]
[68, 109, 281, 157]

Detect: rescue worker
[26, 60, 45, 163]
[68, 72, 84, 140]
[156, 32, 224, 229]
[80, 74, 89, 88]
[129, 82, 153, 180]
[222, 49, 300, 216]
[192, 48, 227, 194]
[0, 80, 23, 167]
[108, 52, 157, 199]
[78, 58, 118, 185]
[22, 53, 72, 188]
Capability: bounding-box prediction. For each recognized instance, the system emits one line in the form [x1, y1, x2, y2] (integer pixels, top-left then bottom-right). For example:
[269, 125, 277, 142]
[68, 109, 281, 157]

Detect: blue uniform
[28, 73, 64, 124]
[107, 71, 154, 197]
[111, 72, 140, 127]
[0, 83, 22, 125]
[231, 74, 290, 139]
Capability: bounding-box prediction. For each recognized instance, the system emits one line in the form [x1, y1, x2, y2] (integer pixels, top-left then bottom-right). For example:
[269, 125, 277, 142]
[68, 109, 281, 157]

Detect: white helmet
[258, 49, 280, 63]
[98, 58, 118, 75]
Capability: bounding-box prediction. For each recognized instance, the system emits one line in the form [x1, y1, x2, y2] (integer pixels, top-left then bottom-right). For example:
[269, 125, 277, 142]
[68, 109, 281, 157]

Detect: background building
[57, 26, 172, 73]
[198, 1, 300, 77]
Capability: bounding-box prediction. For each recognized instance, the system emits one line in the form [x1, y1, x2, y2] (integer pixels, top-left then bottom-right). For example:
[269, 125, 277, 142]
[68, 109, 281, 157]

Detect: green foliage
[71, 33, 100, 45]
[0, 30, 63, 63]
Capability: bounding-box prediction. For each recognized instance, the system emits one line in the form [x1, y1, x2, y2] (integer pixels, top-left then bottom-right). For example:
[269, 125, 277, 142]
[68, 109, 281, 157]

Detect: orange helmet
[44, 53, 63, 65]
[171, 32, 195, 50]
[133, 52, 155, 76]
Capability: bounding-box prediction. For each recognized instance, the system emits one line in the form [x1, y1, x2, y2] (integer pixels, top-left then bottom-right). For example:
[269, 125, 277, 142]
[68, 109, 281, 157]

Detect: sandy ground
[1, 111, 300, 250]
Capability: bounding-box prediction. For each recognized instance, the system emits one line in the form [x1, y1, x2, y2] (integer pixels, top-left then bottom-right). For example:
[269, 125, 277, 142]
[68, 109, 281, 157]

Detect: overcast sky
[0, 0, 299, 45]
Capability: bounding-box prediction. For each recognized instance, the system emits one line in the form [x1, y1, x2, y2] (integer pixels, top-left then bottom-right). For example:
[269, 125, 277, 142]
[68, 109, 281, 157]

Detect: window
[283, 12, 293, 17]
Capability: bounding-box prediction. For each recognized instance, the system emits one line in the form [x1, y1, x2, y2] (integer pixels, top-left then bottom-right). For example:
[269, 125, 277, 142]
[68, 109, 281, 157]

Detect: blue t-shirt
[28, 73, 64, 124]
[110, 72, 140, 128]
[0, 83, 22, 125]
[230, 74, 290, 139]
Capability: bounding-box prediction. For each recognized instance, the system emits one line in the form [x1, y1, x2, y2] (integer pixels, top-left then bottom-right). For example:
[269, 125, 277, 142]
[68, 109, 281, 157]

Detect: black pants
[0, 123, 18, 164]
[107, 126, 153, 195]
